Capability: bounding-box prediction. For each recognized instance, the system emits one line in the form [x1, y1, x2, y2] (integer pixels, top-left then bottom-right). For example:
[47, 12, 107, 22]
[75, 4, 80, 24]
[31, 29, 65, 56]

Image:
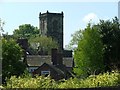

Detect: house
[27, 55, 73, 73]
[31, 49, 74, 80]
[32, 63, 71, 80]
[27, 55, 52, 73]
[16, 39, 74, 80]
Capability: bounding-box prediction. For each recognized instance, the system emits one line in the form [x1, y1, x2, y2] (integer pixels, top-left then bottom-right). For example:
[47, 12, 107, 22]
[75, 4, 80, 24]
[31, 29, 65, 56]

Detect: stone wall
[39, 11, 64, 50]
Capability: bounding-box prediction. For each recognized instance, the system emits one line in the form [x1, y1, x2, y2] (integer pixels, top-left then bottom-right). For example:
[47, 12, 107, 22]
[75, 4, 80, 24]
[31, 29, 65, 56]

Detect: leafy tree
[96, 17, 120, 71]
[2, 38, 26, 84]
[2, 33, 14, 40]
[65, 30, 83, 50]
[0, 38, 2, 85]
[74, 24, 104, 76]
[29, 36, 58, 55]
[13, 24, 39, 39]
[0, 18, 5, 33]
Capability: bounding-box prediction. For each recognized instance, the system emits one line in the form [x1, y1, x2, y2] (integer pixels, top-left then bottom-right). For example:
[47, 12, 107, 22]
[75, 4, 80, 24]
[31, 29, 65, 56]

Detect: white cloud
[82, 13, 99, 24]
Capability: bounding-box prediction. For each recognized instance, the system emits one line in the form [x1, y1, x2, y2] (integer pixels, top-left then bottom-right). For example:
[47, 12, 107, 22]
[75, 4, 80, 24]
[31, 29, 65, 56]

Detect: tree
[0, 18, 5, 34]
[2, 38, 26, 83]
[13, 24, 39, 39]
[29, 36, 58, 55]
[74, 24, 104, 76]
[96, 17, 120, 71]
[65, 30, 83, 50]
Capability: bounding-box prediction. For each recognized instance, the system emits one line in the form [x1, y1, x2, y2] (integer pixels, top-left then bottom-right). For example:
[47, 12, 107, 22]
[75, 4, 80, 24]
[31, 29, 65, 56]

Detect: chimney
[51, 48, 58, 65]
[57, 52, 63, 65]
[17, 39, 28, 65]
[51, 48, 63, 66]
[17, 39, 28, 50]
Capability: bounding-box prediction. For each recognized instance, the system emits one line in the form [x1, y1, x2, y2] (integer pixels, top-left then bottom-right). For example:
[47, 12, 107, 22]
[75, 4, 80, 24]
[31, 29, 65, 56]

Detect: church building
[39, 11, 64, 51]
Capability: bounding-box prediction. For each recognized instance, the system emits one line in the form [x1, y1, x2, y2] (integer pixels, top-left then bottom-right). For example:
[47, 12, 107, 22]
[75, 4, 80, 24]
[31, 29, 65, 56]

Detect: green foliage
[6, 75, 57, 88]
[4, 71, 120, 88]
[2, 38, 26, 83]
[66, 17, 120, 73]
[74, 24, 104, 76]
[0, 18, 5, 32]
[79, 71, 120, 88]
[95, 17, 120, 70]
[2, 33, 14, 40]
[29, 36, 58, 55]
[0, 38, 2, 58]
[58, 78, 81, 88]
[65, 30, 83, 50]
[13, 24, 39, 39]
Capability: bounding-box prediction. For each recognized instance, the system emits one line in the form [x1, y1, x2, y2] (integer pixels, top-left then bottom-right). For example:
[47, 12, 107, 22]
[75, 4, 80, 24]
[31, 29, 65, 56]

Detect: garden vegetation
[3, 70, 120, 89]
[1, 17, 120, 89]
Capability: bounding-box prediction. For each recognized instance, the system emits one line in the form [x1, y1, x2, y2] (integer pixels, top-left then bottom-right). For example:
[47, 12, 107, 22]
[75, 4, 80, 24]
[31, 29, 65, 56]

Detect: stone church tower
[39, 11, 64, 50]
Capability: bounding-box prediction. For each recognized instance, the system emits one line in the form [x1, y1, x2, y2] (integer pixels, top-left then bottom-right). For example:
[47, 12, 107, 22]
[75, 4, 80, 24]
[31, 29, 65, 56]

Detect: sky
[0, 0, 120, 48]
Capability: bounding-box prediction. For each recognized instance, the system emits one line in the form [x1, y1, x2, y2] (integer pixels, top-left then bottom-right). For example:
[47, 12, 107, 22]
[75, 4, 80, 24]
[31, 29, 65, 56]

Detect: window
[41, 71, 50, 76]
[31, 69, 34, 72]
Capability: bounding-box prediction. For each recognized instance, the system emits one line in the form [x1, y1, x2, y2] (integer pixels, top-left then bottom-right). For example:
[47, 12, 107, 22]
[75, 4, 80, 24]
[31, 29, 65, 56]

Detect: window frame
[41, 70, 50, 75]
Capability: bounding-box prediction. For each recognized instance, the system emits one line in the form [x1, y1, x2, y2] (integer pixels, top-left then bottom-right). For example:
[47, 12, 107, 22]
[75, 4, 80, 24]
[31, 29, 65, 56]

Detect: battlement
[39, 11, 64, 50]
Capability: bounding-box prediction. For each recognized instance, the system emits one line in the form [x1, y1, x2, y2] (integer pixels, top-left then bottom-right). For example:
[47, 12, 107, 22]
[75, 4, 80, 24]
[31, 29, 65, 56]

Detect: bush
[58, 71, 120, 88]
[4, 71, 120, 88]
[58, 78, 81, 88]
[79, 71, 120, 88]
[6, 75, 57, 88]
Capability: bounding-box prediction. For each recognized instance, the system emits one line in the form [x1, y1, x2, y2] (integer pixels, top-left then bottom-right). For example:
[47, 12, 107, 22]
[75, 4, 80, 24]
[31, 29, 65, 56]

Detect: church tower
[39, 11, 64, 50]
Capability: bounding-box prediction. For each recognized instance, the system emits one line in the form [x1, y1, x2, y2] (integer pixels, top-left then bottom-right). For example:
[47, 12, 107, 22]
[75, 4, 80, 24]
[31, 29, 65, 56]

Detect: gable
[34, 63, 64, 75]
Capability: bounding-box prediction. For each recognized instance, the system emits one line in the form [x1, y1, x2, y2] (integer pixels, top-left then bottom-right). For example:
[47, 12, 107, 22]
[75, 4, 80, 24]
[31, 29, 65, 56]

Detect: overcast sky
[0, 0, 119, 48]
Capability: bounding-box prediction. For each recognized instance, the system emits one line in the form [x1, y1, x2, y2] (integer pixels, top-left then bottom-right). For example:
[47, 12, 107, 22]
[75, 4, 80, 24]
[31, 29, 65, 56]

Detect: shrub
[5, 71, 120, 88]
[58, 78, 81, 88]
[6, 75, 57, 88]
[58, 71, 120, 88]
[81, 70, 120, 88]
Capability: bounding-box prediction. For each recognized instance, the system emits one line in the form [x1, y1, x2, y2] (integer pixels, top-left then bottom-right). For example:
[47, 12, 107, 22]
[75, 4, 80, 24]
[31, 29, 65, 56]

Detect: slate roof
[63, 57, 73, 67]
[27, 55, 51, 66]
[37, 63, 65, 75]
[33, 63, 73, 78]
[27, 55, 73, 67]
